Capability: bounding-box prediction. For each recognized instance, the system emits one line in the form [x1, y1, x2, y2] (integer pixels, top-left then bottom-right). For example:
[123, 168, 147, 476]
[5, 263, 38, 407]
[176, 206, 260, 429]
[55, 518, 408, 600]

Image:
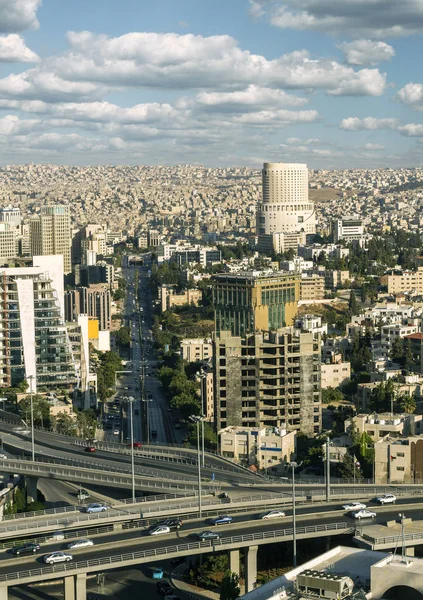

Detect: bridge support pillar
[229, 549, 240, 576]
[0, 587, 8, 600]
[26, 476, 38, 504]
[63, 576, 75, 600]
[245, 545, 258, 592]
[75, 573, 87, 600]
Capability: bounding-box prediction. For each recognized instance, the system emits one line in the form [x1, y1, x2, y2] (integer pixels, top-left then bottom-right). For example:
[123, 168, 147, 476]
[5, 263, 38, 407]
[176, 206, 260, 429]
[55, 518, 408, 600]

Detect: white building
[180, 338, 213, 362]
[333, 216, 364, 243]
[257, 162, 316, 253]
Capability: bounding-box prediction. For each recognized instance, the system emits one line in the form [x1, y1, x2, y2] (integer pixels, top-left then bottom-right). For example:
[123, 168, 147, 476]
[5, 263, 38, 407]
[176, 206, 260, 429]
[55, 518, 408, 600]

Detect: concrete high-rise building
[0, 223, 18, 261]
[333, 216, 364, 243]
[257, 162, 316, 253]
[0, 206, 21, 227]
[214, 328, 321, 437]
[64, 285, 111, 331]
[30, 205, 71, 274]
[213, 271, 300, 338]
[0, 256, 77, 392]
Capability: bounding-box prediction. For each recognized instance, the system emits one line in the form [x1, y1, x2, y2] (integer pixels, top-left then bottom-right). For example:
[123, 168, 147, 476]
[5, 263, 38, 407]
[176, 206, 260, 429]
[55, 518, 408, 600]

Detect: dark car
[208, 515, 233, 526]
[157, 581, 173, 596]
[84, 446, 96, 453]
[158, 518, 183, 530]
[196, 530, 220, 541]
[11, 543, 41, 555]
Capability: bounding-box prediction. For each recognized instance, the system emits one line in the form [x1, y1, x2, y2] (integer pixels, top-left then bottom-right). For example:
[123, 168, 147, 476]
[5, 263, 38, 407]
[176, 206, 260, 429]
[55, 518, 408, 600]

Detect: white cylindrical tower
[257, 162, 316, 236]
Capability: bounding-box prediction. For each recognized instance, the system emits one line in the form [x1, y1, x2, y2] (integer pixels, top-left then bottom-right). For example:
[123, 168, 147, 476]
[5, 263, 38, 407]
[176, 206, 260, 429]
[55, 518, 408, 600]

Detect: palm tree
[397, 394, 417, 414]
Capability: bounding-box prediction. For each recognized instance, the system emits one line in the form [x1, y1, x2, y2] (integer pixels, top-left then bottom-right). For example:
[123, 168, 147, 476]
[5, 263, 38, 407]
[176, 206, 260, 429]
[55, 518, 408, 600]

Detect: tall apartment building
[0, 256, 77, 392]
[214, 328, 321, 437]
[65, 286, 111, 330]
[0, 223, 18, 261]
[256, 162, 316, 253]
[0, 206, 21, 227]
[71, 224, 107, 265]
[213, 271, 300, 337]
[333, 216, 364, 243]
[30, 205, 71, 274]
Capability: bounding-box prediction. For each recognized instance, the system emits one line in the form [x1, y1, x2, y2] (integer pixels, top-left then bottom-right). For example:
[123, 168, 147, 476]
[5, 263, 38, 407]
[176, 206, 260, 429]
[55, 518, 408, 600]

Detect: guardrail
[360, 530, 423, 546]
[0, 522, 352, 585]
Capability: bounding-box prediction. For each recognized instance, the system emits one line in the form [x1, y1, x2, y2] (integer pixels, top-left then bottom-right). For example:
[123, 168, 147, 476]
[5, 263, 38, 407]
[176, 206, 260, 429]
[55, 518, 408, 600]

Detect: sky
[2, 0, 423, 169]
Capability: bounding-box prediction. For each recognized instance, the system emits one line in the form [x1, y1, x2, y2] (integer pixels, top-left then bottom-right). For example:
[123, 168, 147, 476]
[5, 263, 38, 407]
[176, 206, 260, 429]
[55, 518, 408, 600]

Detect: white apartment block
[321, 361, 351, 389]
[219, 425, 296, 474]
[388, 267, 423, 294]
[333, 216, 364, 243]
[180, 338, 213, 362]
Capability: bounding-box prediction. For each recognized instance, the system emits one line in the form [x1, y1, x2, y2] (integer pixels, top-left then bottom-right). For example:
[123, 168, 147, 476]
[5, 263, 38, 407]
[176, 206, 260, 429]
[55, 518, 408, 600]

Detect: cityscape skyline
[1, 0, 423, 168]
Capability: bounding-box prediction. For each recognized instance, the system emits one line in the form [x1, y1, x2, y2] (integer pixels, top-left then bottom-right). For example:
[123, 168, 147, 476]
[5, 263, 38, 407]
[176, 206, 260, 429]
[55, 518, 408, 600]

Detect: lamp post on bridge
[190, 414, 204, 517]
[289, 460, 302, 568]
[122, 395, 136, 503]
[27, 375, 35, 462]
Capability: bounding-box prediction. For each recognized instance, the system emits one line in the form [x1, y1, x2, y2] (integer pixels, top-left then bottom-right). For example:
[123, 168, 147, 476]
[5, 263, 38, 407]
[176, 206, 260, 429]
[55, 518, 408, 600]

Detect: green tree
[390, 336, 404, 364]
[348, 290, 359, 316]
[115, 326, 131, 348]
[187, 421, 217, 450]
[19, 394, 51, 428]
[322, 387, 345, 404]
[339, 452, 363, 481]
[220, 571, 240, 600]
[52, 412, 77, 436]
[404, 339, 414, 371]
[396, 394, 417, 414]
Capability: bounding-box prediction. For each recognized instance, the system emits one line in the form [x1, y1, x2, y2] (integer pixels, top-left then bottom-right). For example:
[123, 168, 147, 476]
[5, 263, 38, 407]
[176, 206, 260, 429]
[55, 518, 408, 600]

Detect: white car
[67, 539, 94, 549]
[259, 510, 286, 520]
[351, 509, 376, 520]
[376, 494, 396, 505]
[342, 502, 366, 511]
[149, 525, 171, 536]
[43, 551, 73, 564]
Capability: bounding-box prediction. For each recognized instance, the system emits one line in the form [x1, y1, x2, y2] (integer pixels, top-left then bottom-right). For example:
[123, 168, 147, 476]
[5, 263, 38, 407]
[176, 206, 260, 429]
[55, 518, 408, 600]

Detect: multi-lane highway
[0, 498, 423, 585]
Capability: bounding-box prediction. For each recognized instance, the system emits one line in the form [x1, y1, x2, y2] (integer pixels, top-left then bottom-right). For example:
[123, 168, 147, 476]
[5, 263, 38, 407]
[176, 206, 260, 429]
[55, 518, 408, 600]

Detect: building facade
[387, 267, 423, 294]
[30, 205, 71, 274]
[333, 216, 364, 243]
[0, 258, 77, 392]
[213, 271, 300, 337]
[64, 286, 112, 330]
[180, 338, 213, 362]
[214, 328, 321, 437]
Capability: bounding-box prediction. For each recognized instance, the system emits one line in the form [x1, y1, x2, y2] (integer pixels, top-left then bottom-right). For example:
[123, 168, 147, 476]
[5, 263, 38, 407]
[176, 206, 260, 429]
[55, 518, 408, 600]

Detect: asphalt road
[0, 500, 422, 578]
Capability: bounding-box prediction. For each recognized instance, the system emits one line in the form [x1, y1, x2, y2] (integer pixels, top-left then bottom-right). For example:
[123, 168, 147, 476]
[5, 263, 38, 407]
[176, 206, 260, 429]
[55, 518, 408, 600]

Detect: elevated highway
[1, 501, 423, 598]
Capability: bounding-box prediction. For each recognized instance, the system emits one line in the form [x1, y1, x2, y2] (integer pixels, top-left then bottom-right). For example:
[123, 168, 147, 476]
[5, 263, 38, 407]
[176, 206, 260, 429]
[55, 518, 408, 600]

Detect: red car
[129, 442, 142, 448]
[84, 446, 96, 453]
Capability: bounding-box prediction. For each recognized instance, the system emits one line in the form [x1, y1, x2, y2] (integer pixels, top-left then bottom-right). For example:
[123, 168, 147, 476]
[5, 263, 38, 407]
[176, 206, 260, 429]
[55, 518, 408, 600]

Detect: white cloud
[0, 0, 41, 33]
[255, 0, 423, 38]
[195, 85, 308, 111]
[398, 123, 423, 137]
[0, 34, 39, 62]
[397, 83, 423, 110]
[33, 31, 386, 97]
[339, 40, 395, 66]
[364, 142, 385, 149]
[340, 116, 399, 130]
[328, 68, 386, 96]
[0, 114, 40, 134]
[233, 108, 319, 125]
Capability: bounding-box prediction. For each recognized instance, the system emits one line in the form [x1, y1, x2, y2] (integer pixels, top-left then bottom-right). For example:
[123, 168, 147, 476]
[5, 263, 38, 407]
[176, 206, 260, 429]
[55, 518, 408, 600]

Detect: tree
[220, 571, 240, 600]
[114, 326, 131, 348]
[396, 394, 417, 414]
[19, 394, 51, 428]
[322, 387, 345, 405]
[390, 336, 404, 364]
[51, 412, 77, 436]
[348, 290, 359, 316]
[339, 452, 363, 481]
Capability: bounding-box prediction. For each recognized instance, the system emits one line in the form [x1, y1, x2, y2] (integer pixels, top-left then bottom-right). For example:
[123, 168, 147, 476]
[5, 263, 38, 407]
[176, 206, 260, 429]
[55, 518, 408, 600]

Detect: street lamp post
[28, 376, 35, 462]
[326, 437, 331, 502]
[190, 415, 204, 517]
[399, 513, 409, 564]
[123, 395, 136, 503]
[289, 461, 302, 568]
[196, 370, 207, 468]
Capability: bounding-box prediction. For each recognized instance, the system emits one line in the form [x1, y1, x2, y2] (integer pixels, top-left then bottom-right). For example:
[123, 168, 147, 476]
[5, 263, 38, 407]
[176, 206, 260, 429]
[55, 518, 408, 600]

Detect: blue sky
[1, 0, 423, 168]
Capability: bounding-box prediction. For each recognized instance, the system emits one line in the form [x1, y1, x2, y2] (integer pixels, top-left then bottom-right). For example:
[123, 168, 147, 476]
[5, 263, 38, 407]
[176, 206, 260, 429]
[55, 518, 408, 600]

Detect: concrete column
[0, 586, 8, 600]
[75, 573, 87, 600]
[245, 545, 258, 593]
[407, 547, 415, 557]
[63, 576, 75, 600]
[26, 476, 38, 504]
[229, 549, 240, 576]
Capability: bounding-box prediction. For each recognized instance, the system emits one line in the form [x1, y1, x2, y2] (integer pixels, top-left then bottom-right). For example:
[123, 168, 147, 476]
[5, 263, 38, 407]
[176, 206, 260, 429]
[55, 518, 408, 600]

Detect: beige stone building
[387, 267, 423, 294]
[219, 425, 296, 474]
[346, 413, 423, 442]
[321, 361, 351, 389]
[180, 338, 213, 363]
[374, 435, 423, 484]
[160, 285, 202, 312]
[300, 274, 325, 300]
[30, 205, 71, 274]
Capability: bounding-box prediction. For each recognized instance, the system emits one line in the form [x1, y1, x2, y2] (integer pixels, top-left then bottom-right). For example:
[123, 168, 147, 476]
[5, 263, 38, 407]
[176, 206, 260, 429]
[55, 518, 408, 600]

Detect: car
[174, 423, 181, 429]
[208, 515, 233, 526]
[376, 494, 396, 505]
[134, 409, 139, 415]
[151, 429, 157, 436]
[129, 442, 142, 448]
[113, 429, 120, 436]
[152, 567, 164, 580]
[164, 595, 181, 600]
[67, 539, 94, 549]
[157, 581, 173, 596]
[258, 510, 286, 520]
[43, 551, 73, 564]
[148, 393, 153, 400]
[84, 446, 96, 452]
[0, 454, 7, 459]
[11, 543, 41, 555]
[351, 509, 377, 519]
[77, 490, 90, 500]
[157, 518, 183, 530]
[85, 503, 108, 514]
[342, 502, 366, 511]
[149, 525, 171, 536]
[196, 530, 220, 541]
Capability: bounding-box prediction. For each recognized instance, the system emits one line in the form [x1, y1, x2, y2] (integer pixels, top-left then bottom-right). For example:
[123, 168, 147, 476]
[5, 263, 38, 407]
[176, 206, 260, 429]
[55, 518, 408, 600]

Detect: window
[397, 466, 405, 471]
[397, 452, 405, 457]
